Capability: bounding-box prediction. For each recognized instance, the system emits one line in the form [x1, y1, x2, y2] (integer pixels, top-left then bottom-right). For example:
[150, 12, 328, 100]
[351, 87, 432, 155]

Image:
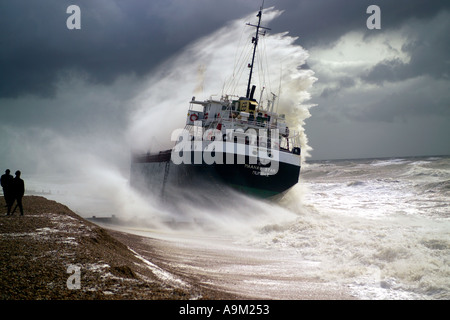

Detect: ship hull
[131, 149, 300, 199]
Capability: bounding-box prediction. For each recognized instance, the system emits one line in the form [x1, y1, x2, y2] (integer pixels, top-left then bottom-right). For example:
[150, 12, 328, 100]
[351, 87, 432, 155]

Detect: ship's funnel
[249, 85, 256, 100]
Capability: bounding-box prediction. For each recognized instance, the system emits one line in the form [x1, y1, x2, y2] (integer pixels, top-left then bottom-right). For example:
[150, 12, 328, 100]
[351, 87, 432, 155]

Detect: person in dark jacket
[1, 169, 14, 215]
[11, 170, 25, 216]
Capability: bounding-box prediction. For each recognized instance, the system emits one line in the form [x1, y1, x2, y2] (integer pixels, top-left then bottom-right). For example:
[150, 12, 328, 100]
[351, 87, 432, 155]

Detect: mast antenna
[245, 4, 270, 99]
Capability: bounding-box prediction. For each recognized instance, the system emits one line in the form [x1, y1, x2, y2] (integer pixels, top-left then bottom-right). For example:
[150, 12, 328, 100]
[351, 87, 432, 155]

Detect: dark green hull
[131, 149, 300, 200]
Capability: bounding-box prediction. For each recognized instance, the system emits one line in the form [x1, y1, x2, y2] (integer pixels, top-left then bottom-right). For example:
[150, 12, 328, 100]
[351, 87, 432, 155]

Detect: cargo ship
[130, 7, 301, 200]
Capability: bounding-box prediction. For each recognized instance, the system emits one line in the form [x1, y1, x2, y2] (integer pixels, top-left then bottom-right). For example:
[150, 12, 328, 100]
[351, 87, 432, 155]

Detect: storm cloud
[0, 0, 449, 163]
[0, 0, 256, 98]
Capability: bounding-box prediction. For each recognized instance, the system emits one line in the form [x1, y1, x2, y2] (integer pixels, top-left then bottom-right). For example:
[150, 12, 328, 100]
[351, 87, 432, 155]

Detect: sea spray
[245, 156, 450, 299]
[127, 7, 316, 160]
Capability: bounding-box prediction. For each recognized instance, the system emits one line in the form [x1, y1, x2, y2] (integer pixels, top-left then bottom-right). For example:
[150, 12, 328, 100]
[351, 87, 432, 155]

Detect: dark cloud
[362, 10, 450, 84]
[353, 80, 450, 122]
[268, 0, 450, 48]
[362, 58, 410, 85]
[320, 76, 356, 98]
[1, 0, 449, 98]
[0, 0, 255, 98]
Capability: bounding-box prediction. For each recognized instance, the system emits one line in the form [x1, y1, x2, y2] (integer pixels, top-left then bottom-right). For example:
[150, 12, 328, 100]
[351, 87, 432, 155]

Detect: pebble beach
[0, 196, 239, 300]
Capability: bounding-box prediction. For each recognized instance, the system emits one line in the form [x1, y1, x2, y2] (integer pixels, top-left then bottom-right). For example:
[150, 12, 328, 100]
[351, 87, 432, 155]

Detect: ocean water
[244, 155, 450, 299]
[22, 155, 449, 300]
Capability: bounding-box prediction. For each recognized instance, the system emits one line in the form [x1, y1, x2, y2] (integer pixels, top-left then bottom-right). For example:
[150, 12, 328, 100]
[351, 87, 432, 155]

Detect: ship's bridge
[236, 98, 258, 115]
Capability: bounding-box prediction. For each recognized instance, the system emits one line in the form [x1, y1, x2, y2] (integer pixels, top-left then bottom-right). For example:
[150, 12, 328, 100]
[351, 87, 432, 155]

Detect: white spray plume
[127, 7, 316, 160]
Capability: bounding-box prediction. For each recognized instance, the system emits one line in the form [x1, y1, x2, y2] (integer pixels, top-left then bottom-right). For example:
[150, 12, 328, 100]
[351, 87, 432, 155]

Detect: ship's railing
[184, 117, 301, 156]
[206, 118, 289, 138]
[279, 133, 301, 154]
[212, 127, 301, 155]
[220, 118, 279, 130]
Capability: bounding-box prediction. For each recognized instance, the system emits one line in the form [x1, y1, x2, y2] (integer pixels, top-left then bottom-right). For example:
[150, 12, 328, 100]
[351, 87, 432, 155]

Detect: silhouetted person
[1, 169, 14, 214]
[10, 170, 25, 216]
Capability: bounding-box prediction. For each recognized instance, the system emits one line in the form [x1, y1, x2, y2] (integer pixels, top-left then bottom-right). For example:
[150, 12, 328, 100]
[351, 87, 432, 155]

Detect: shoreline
[0, 196, 354, 300]
[0, 196, 237, 299]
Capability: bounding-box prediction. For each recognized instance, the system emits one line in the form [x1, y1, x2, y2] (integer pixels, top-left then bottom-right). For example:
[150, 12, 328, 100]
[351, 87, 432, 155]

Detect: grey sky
[0, 0, 449, 171]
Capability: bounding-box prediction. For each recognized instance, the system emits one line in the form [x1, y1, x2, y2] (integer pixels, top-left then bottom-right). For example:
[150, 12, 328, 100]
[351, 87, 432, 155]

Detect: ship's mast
[245, 5, 270, 99]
